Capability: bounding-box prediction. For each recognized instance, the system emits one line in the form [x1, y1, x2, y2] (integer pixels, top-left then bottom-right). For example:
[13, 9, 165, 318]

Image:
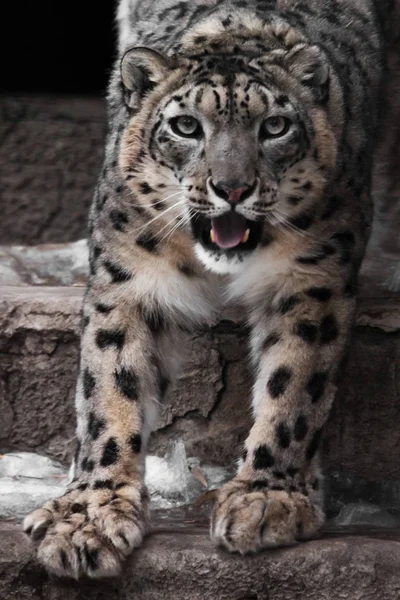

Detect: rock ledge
[2, 521, 400, 600]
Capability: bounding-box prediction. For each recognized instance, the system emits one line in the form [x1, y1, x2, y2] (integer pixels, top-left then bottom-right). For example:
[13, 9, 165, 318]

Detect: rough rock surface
[0, 96, 105, 245]
[1, 521, 400, 600]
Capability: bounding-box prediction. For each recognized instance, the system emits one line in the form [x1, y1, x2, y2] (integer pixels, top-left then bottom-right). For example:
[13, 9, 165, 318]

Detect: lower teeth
[209, 228, 250, 244]
[242, 229, 250, 244]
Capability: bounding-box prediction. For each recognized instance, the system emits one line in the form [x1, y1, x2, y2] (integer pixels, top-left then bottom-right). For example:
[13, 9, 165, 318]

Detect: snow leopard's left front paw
[210, 479, 324, 554]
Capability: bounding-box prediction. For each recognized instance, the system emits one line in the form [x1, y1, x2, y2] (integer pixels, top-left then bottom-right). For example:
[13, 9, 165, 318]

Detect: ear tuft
[120, 47, 171, 109]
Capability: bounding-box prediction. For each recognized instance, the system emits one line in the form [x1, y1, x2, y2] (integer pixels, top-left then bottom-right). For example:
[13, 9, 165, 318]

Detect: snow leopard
[24, 0, 392, 579]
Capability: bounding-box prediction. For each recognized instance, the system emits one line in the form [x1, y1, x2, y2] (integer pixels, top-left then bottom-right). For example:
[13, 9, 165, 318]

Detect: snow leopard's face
[120, 45, 335, 272]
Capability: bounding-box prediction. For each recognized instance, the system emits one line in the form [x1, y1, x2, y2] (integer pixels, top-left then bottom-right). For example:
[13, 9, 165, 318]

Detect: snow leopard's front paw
[23, 480, 149, 579]
[210, 478, 324, 554]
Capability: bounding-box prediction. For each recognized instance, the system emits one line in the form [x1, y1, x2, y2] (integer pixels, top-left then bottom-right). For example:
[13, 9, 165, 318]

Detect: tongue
[211, 212, 248, 249]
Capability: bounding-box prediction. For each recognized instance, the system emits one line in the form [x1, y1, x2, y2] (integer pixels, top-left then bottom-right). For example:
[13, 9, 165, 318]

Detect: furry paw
[210, 479, 324, 554]
[23, 481, 149, 579]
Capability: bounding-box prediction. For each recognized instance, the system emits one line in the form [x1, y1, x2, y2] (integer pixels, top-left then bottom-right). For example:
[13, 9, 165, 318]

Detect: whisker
[159, 221, 183, 244]
[163, 216, 192, 244]
[133, 200, 186, 236]
[156, 217, 183, 243]
[271, 211, 313, 239]
[159, 211, 193, 244]
[153, 202, 187, 239]
[160, 191, 184, 202]
[129, 191, 182, 209]
[135, 202, 186, 234]
[159, 203, 202, 244]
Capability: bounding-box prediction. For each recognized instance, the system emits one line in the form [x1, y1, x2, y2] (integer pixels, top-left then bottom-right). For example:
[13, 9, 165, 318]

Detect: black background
[5, 1, 116, 94]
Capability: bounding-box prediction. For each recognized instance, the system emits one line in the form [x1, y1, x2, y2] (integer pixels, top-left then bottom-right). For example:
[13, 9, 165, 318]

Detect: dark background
[1, 2, 117, 246]
[5, 2, 116, 94]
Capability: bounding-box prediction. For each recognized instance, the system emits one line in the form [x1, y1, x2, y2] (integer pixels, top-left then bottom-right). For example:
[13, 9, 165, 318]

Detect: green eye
[261, 116, 291, 139]
[170, 116, 202, 138]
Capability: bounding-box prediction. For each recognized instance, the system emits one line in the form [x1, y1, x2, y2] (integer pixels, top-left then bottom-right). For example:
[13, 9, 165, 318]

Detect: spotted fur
[25, 0, 393, 578]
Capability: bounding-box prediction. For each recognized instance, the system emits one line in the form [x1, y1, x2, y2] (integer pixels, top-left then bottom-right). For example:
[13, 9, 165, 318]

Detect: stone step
[3, 450, 400, 600]
[2, 519, 400, 599]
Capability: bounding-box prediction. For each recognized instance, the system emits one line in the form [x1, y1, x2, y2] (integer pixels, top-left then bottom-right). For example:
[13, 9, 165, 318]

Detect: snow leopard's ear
[285, 44, 330, 102]
[120, 47, 171, 110]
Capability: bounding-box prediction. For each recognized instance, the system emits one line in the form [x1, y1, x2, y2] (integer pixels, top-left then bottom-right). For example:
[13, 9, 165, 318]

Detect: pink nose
[212, 180, 254, 204]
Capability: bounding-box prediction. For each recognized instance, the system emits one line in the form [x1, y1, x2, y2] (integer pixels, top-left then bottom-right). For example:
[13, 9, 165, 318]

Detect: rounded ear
[120, 47, 171, 109]
[286, 44, 330, 101]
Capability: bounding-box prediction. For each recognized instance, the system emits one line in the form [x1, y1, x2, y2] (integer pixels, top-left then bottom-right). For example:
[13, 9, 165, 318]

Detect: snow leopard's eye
[260, 116, 291, 140]
[170, 116, 203, 139]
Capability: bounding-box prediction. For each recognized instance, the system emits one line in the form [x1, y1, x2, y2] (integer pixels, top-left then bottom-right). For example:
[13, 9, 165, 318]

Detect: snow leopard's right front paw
[23, 480, 149, 579]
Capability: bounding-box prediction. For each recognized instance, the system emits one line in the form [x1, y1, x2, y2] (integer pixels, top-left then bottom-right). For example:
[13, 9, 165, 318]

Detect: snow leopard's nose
[211, 180, 256, 205]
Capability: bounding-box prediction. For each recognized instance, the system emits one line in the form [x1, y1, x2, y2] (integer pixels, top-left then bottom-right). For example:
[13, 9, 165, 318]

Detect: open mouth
[191, 211, 263, 252]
